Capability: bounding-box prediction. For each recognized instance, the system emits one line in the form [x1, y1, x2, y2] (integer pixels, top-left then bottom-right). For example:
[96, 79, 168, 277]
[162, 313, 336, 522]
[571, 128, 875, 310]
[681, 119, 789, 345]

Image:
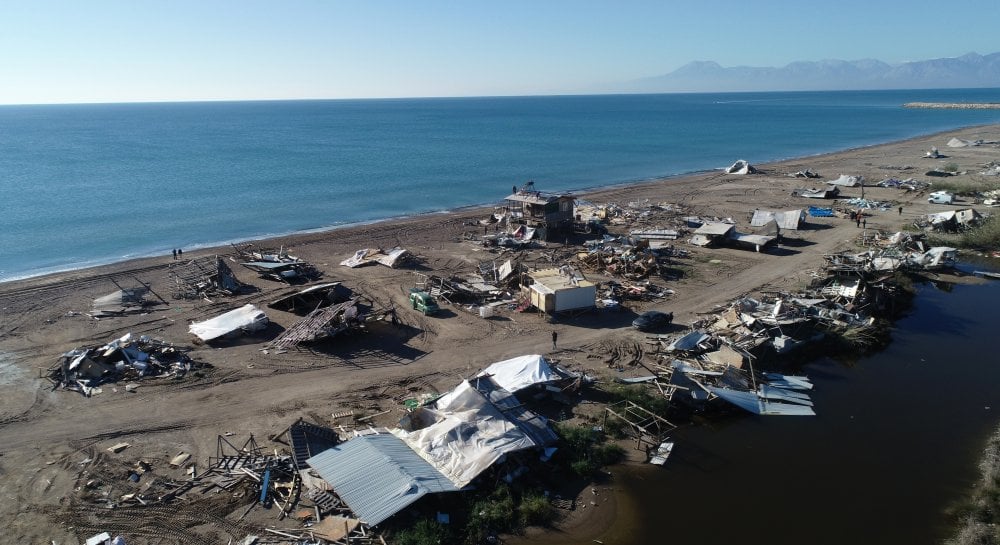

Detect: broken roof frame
[168, 255, 246, 299]
[266, 298, 361, 350]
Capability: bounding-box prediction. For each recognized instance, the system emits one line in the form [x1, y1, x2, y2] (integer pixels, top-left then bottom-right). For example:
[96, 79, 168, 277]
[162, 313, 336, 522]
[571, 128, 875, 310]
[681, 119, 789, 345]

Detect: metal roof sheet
[693, 222, 735, 236]
[306, 433, 459, 526]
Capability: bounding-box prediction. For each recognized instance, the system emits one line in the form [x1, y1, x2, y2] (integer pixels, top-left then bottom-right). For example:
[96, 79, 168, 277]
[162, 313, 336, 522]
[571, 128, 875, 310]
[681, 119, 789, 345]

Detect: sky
[1, 0, 998, 104]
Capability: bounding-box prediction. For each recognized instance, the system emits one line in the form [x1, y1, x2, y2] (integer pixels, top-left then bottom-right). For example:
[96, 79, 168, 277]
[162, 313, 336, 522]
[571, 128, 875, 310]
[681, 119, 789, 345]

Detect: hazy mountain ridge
[629, 52, 1000, 92]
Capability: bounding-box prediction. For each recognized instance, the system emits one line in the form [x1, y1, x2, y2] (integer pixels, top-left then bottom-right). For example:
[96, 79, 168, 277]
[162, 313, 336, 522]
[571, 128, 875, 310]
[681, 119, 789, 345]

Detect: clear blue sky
[1, 0, 998, 104]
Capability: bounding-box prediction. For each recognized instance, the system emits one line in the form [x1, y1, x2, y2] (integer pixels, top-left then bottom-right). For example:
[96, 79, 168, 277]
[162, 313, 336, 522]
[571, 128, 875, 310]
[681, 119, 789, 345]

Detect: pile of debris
[840, 197, 892, 210]
[233, 243, 321, 283]
[824, 235, 958, 273]
[600, 280, 674, 306]
[616, 322, 818, 416]
[72, 424, 380, 545]
[920, 209, 985, 232]
[47, 333, 196, 396]
[577, 241, 676, 280]
[876, 177, 930, 191]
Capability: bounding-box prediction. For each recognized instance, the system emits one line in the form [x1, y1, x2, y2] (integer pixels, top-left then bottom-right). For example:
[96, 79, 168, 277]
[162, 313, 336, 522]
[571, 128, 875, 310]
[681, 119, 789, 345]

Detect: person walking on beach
[856, 214, 861, 228]
[899, 206, 903, 216]
[862, 218, 867, 229]
[552, 330, 558, 351]
[172, 249, 177, 259]
[177, 248, 183, 258]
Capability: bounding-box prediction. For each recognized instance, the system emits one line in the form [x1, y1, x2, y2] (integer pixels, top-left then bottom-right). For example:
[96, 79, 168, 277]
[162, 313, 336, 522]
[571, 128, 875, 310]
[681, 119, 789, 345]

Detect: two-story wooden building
[504, 181, 576, 241]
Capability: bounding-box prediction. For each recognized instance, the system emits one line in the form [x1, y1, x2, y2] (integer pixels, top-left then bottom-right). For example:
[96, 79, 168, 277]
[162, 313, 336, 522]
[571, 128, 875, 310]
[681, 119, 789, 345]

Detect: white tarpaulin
[724, 159, 756, 174]
[826, 174, 863, 187]
[750, 209, 805, 230]
[340, 247, 409, 268]
[189, 304, 269, 341]
[477, 354, 555, 393]
[393, 380, 536, 488]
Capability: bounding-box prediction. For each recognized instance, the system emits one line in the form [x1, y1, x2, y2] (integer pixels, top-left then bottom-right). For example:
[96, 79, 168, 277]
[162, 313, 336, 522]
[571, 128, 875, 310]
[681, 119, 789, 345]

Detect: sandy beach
[1, 124, 999, 544]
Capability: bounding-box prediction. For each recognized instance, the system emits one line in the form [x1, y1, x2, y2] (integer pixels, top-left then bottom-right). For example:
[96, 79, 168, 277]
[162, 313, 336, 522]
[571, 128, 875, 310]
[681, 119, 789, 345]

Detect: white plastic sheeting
[340, 247, 409, 268]
[189, 304, 269, 341]
[393, 380, 536, 488]
[750, 209, 805, 230]
[477, 354, 555, 393]
[826, 174, 863, 187]
[724, 159, 756, 174]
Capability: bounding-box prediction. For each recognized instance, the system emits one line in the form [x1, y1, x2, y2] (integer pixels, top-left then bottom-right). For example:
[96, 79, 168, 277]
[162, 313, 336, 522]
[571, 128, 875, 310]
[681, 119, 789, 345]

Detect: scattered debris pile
[877, 177, 930, 191]
[921, 209, 985, 232]
[841, 197, 892, 211]
[233, 243, 321, 283]
[789, 169, 821, 178]
[47, 333, 196, 396]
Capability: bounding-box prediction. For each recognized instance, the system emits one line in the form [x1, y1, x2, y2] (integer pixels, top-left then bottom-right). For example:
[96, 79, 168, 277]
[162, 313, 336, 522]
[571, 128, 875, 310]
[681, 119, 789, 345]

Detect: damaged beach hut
[689, 221, 735, 247]
[169, 255, 246, 299]
[306, 376, 557, 526]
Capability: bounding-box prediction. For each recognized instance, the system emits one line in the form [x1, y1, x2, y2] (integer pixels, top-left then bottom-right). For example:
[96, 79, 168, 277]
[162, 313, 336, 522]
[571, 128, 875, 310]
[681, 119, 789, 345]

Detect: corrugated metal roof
[306, 433, 459, 526]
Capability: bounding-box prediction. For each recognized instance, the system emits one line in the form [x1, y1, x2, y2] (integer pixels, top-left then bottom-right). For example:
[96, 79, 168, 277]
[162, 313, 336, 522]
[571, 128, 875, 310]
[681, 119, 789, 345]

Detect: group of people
[171, 248, 184, 259]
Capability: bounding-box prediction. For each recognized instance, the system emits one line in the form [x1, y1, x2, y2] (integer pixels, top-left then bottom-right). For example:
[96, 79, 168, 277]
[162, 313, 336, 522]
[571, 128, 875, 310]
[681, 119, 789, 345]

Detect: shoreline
[4, 122, 998, 289]
[2, 123, 1000, 544]
[905, 102, 1000, 109]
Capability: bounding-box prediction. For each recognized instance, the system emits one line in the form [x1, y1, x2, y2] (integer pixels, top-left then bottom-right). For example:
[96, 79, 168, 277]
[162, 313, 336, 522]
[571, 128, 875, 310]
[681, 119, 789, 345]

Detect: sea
[2, 88, 1000, 282]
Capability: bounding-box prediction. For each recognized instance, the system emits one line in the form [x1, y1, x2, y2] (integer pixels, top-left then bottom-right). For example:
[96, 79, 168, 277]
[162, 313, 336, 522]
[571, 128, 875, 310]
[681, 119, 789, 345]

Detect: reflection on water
[613, 278, 1000, 544]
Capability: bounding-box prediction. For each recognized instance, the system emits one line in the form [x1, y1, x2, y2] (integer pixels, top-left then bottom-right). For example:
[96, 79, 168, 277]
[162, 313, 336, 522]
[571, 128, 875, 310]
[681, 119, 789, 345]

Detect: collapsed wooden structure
[168, 255, 246, 299]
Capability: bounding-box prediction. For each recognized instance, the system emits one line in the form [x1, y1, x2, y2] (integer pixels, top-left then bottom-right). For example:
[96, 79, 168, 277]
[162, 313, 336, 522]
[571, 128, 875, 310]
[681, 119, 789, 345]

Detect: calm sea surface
[2, 89, 1000, 281]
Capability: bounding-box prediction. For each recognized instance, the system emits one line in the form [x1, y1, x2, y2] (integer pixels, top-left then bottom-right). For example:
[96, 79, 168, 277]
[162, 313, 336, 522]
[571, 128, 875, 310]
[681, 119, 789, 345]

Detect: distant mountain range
[626, 52, 1000, 93]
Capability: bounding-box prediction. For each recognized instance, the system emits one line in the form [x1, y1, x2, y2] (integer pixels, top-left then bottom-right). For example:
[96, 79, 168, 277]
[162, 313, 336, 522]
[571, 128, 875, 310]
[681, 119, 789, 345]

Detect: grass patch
[928, 179, 1000, 196]
[554, 422, 626, 477]
[960, 215, 1000, 251]
[394, 519, 451, 545]
[944, 425, 1000, 545]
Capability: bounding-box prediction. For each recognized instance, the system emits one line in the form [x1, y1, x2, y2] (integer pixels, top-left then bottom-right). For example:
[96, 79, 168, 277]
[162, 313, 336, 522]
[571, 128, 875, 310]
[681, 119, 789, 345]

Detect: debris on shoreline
[47, 333, 197, 396]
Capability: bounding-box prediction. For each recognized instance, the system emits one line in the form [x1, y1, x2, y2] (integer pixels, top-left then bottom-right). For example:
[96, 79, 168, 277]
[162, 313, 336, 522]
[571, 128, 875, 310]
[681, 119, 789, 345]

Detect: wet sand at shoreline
[1, 124, 999, 544]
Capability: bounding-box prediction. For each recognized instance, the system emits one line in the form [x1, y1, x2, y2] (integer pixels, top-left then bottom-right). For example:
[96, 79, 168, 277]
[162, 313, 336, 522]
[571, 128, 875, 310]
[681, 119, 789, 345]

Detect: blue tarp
[807, 206, 835, 217]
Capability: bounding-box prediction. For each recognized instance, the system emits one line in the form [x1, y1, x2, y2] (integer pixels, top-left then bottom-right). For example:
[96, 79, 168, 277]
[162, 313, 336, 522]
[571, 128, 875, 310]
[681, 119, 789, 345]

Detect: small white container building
[524, 267, 596, 314]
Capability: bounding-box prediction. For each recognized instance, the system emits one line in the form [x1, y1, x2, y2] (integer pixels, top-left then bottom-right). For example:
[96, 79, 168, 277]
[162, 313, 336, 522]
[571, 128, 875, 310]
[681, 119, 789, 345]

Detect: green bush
[518, 491, 556, 526]
[465, 485, 516, 542]
[394, 519, 450, 545]
[592, 443, 626, 466]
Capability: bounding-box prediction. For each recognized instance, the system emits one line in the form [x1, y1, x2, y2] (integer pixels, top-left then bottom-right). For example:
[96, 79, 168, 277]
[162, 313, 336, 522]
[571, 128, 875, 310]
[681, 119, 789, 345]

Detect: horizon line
[2, 85, 999, 107]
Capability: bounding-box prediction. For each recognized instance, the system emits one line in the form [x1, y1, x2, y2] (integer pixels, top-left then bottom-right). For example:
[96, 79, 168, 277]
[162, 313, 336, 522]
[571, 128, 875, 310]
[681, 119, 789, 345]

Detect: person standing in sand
[552, 330, 558, 350]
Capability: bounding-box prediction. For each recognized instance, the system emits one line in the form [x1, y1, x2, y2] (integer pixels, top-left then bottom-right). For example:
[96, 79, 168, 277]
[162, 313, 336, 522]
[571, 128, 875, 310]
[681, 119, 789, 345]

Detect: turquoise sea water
[2, 89, 1000, 281]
